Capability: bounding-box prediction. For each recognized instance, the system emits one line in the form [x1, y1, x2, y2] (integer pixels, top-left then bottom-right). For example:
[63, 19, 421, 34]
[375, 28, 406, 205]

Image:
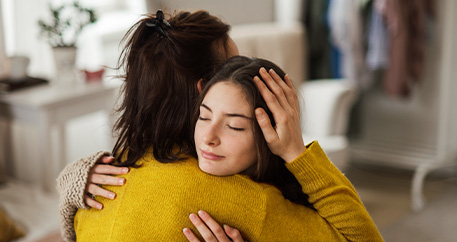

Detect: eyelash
[198, 116, 245, 131]
[229, 126, 245, 131]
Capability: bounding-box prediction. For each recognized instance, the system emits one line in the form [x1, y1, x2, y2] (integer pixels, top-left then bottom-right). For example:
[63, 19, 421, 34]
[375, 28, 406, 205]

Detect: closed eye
[229, 126, 245, 131]
[198, 116, 210, 121]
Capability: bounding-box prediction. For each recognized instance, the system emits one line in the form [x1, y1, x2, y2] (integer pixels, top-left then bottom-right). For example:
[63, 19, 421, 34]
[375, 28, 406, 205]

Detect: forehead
[203, 82, 251, 111]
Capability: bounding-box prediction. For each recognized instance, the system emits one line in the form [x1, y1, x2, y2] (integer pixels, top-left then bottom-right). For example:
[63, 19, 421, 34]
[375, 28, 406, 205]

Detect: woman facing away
[58, 10, 383, 242]
[58, 9, 237, 241]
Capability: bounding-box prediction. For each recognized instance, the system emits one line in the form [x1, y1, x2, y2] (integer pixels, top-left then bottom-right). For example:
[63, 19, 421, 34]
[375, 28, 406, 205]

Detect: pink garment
[382, 0, 433, 98]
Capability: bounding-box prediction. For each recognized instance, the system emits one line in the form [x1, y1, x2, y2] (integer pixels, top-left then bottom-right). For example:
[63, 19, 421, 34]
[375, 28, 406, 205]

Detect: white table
[0, 82, 119, 192]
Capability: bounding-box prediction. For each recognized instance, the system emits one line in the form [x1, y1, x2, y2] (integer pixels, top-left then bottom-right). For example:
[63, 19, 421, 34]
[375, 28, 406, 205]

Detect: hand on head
[253, 67, 305, 163]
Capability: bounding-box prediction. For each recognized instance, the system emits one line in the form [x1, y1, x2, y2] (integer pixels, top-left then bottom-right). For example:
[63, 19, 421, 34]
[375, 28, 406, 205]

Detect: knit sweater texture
[63, 142, 382, 241]
[57, 150, 111, 241]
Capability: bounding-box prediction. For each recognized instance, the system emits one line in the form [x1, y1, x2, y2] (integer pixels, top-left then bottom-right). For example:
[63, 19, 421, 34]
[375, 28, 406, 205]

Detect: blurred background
[0, 0, 456, 241]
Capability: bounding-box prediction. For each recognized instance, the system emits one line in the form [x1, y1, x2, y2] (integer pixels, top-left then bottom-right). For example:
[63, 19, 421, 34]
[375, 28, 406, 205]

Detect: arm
[56, 151, 128, 242]
[254, 69, 383, 241]
[287, 142, 383, 241]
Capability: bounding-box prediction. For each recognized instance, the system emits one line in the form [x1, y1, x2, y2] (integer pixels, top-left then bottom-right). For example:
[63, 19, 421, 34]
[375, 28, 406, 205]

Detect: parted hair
[112, 10, 231, 166]
[192, 56, 315, 209]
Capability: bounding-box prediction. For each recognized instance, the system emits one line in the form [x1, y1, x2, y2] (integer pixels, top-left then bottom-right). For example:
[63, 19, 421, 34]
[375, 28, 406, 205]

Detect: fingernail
[189, 213, 197, 221]
[122, 168, 129, 173]
[118, 178, 125, 185]
[197, 210, 206, 218]
[97, 204, 103, 210]
[255, 109, 263, 118]
[183, 228, 190, 234]
[223, 224, 232, 233]
[108, 193, 115, 199]
[253, 76, 260, 81]
[260, 67, 267, 73]
[269, 68, 275, 73]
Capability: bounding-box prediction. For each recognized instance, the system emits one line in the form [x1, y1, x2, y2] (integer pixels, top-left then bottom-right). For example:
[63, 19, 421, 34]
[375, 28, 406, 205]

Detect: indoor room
[0, 0, 456, 241]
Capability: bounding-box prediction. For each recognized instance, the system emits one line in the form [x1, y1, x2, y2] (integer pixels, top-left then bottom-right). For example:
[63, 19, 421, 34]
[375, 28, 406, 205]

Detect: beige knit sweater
[56, 150, 111, 242]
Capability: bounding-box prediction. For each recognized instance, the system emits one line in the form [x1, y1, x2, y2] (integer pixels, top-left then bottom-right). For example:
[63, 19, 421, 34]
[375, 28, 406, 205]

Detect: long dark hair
[112, 10, 231, 167]
[193, 56, 315, 209]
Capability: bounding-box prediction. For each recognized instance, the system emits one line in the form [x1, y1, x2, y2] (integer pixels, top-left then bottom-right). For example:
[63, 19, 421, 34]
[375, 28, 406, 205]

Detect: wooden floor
[346, 161, 457, 242]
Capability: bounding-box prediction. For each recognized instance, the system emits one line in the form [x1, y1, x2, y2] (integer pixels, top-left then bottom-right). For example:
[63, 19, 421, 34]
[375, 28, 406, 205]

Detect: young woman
[182, 56, 382, 241]
[58, 9, 238, 241]
[193, 56, 314, 208]
[60, 10, 383, 242]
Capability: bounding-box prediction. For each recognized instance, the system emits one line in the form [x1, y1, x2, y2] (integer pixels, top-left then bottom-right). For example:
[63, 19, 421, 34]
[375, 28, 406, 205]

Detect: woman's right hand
[84, 155, 129, 209]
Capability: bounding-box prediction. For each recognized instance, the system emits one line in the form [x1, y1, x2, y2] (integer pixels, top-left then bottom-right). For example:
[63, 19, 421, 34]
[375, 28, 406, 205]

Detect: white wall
[1, 0, 145, 79]
[146, 0, 303, 26]
[0, 0, 8, 77]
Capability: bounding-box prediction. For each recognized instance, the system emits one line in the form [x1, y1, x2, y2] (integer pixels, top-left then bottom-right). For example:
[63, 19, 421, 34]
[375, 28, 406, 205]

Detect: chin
[198, 161, 228, 176]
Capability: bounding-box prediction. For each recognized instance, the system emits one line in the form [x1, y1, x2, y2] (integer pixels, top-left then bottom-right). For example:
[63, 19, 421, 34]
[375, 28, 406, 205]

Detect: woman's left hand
[183, 210, 244, 242]
[253, 67, 305, 163]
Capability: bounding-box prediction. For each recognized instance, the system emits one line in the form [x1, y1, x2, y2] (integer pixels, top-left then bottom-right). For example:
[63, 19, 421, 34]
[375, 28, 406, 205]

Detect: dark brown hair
[112, 10, 231, 166]
[192, 56, 315, 209]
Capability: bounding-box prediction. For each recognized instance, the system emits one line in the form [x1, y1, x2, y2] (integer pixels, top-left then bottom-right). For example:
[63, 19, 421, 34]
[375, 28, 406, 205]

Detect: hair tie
[146, 9, 172, 37]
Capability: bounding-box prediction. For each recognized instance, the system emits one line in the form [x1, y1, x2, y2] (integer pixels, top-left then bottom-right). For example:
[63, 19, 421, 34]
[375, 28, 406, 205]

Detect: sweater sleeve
[285, 141, 384, 242]
[56, 150, 111, 242]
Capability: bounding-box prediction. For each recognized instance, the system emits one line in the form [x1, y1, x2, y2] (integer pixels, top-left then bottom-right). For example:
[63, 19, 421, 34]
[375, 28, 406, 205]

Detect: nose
[203, 123, 221, 146]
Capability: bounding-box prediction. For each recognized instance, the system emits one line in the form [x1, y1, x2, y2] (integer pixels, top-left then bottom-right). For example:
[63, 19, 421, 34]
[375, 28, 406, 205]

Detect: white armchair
[299, 79, 358, 171]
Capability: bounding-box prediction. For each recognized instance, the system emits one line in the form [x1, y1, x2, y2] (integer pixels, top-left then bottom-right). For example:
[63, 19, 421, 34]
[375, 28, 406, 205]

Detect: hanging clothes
[327, 0, 368, 88]
[381, 0, 434, 98]
[302, 0, 332, 80]
[366, 0, 389, 71]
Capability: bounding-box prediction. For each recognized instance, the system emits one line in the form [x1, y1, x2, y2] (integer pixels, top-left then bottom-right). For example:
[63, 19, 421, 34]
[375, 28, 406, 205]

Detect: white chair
[299, 79, 358, 171]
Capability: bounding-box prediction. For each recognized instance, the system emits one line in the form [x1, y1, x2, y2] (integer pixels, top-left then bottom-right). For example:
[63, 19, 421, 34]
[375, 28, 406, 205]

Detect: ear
[197, 78, 204, 93]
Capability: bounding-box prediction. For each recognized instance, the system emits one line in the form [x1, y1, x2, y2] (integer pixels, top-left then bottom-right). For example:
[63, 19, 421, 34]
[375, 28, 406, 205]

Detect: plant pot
[52, 46, 78, 86]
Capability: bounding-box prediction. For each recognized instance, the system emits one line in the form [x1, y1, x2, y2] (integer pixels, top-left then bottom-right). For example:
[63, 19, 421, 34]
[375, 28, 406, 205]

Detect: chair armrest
[299, 79, 358, 136]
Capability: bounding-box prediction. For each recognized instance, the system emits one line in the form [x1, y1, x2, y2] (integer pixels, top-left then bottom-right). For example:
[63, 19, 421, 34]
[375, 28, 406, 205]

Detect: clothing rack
[349, 0, 457, 212]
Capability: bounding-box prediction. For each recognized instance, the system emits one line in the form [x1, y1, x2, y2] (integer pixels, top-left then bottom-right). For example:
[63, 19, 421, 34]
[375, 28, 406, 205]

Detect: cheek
[194, 125, 203, 147]
[234, 135, 257, 166]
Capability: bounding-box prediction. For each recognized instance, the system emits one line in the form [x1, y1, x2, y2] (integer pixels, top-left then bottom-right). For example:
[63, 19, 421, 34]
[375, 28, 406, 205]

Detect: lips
[200, 150, 224, 161]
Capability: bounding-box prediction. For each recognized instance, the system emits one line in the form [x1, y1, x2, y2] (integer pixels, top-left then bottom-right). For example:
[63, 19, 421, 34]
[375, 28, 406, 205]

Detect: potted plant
[38, 1, 97, 84]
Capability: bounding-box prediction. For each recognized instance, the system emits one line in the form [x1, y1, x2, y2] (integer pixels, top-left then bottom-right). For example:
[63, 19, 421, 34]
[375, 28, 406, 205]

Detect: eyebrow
[201, 103, 253, 120]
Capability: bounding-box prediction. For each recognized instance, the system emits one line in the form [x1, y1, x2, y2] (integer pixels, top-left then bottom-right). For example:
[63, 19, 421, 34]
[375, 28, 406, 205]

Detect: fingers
[253, 75, 284, 121]
[185, 210, 245, 242]
[188, 213, 217, 242]
[196, 210, 230, 242]
[88, 172, 126, 186]
[187, 210, 233, 242]
[258, 68, 297, 111]
[91, 164, 129, 176]
[255, 108, 278, 144]
[183, 228, 201, 242]
[283, 74, 300, 110]
[253, 67, 305, 162]
[83, 162, 128, 209]
[223, 225, 243, 242]
[86, 183, 116, 199]
[84, 194, 103, 210]
[96, 155, 115, 164]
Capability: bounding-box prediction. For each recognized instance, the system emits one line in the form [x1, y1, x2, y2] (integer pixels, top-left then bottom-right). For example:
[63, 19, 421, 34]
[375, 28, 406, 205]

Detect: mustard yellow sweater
[74, 142, 383, 241]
